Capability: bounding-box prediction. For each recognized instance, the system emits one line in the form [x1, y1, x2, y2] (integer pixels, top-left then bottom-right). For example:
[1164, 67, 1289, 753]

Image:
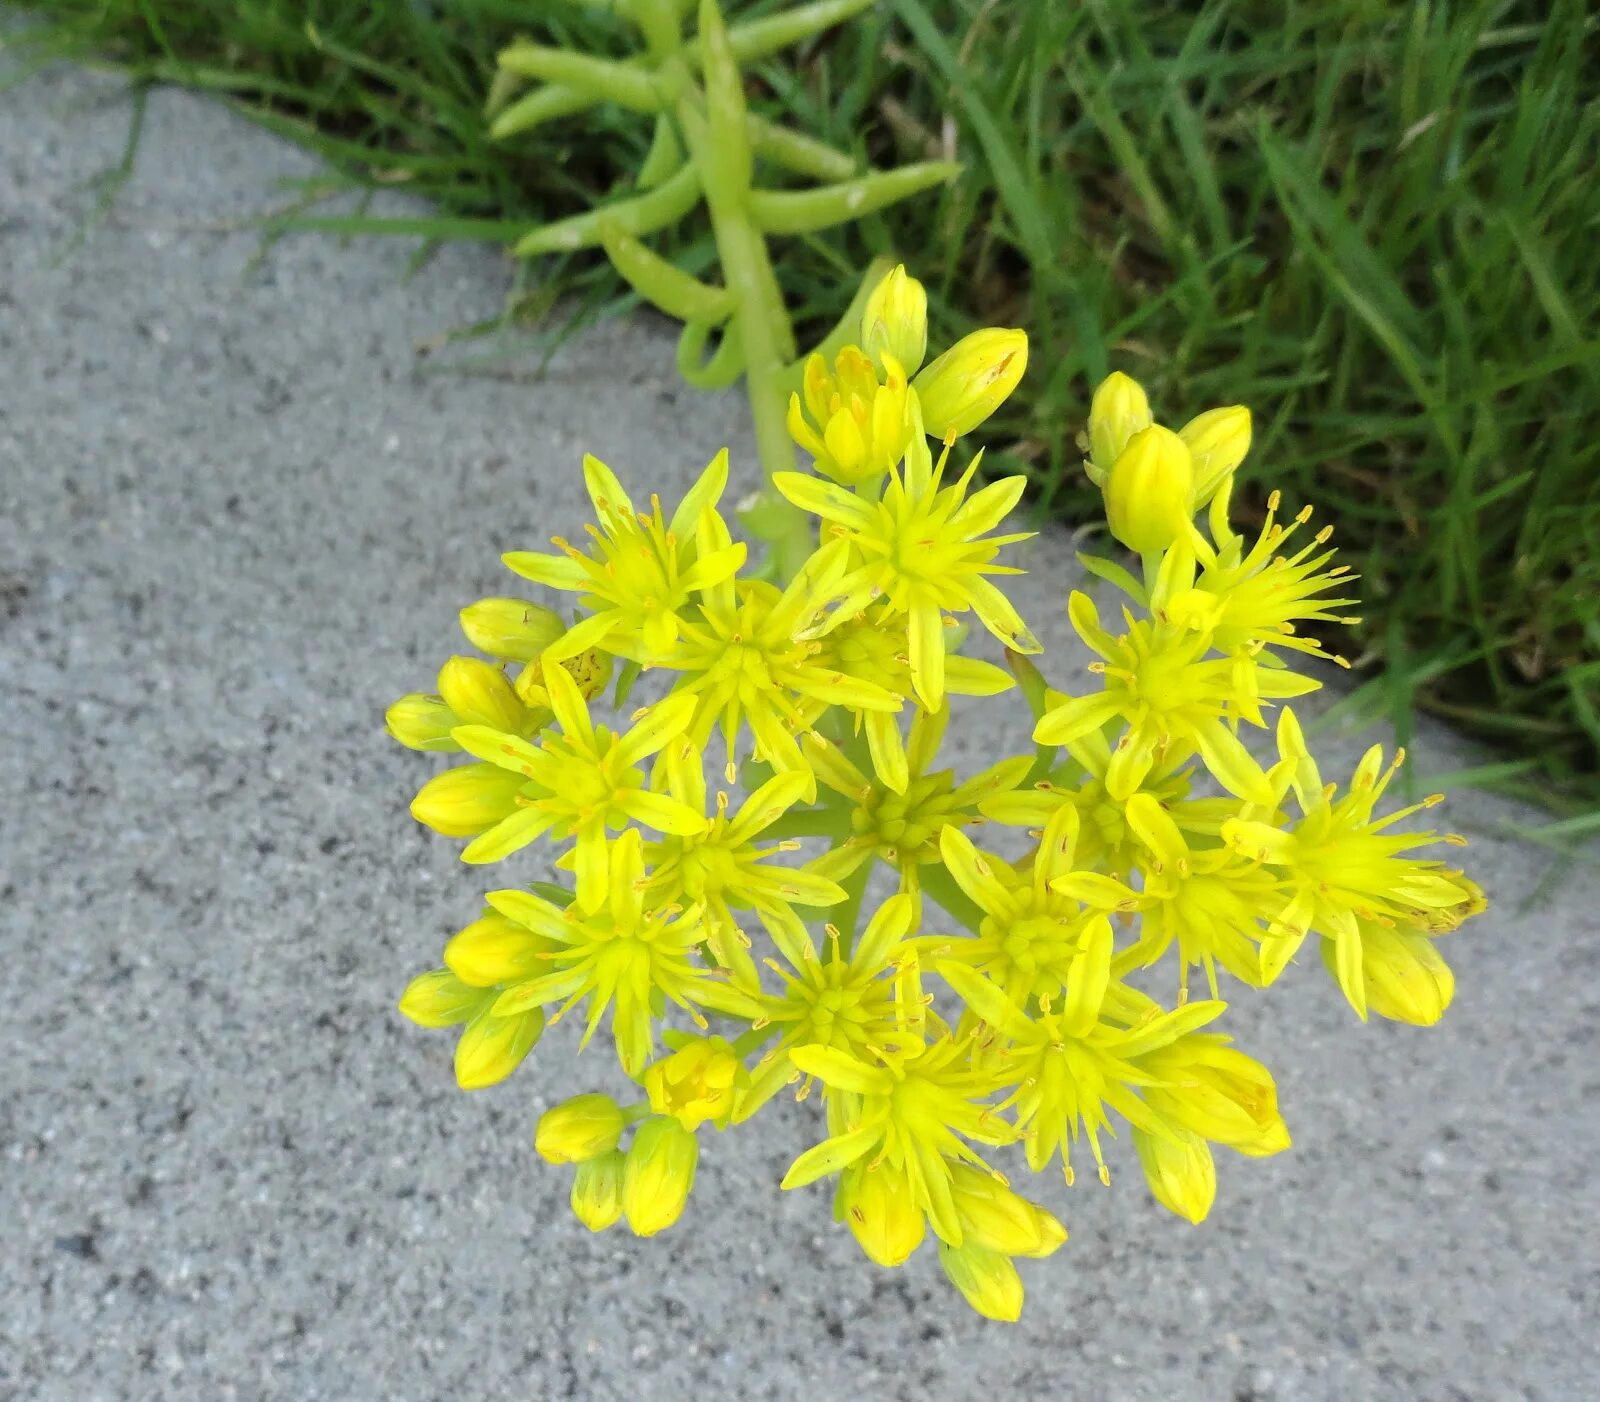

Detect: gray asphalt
[3, 61, 1597, 1402]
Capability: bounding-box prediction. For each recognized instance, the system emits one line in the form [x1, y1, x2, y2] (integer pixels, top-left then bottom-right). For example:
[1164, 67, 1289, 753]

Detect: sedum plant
[486, 0, 961, 574]
[388, 266, 1484, 1321]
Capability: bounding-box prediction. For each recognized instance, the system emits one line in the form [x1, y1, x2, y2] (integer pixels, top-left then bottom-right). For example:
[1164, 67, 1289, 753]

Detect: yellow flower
[935, 961, 1224, 1186]
[1120, 792, 1277, 998]
[482, 829, 760, 1076]
[860, 263, 928, 377]
[642, 1034, 746, 1130]
[788, 345, 914, 486]
[739, 894, 926, 1119]
[1155, 491, 1360, 663]
[450, 663, 703, 899]
[659, 528, 900, 780]
[535, 1093, 626, 1163]
[801, 717, 1031, 909]
[645, 749, 845, 984]
[1034, 590, 1315, 806]
[502, 450, 746, 663]
[935, 808, 1140, 1015]
[913, 327, 1028, 441]
[774, 424, 1040, 710]
[1221, 708, 1485, 1018]
[622, 1115, 699, 1237]
[781, 1034, 1015, 1248]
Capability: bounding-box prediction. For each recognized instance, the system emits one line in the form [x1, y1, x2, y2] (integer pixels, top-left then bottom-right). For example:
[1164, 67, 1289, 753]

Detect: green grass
[10, 0, 1600, 827]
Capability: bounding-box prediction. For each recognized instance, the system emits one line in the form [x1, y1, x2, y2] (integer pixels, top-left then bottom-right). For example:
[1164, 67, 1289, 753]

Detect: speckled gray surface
[3, 61, 1598, 1402]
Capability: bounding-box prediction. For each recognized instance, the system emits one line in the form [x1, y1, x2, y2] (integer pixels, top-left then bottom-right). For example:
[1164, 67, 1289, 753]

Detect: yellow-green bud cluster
[388, 267, 1483, 1320]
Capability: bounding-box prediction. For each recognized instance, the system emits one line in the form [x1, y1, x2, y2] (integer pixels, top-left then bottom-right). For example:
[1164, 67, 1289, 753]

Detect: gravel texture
[3, 62, 1597, 1402]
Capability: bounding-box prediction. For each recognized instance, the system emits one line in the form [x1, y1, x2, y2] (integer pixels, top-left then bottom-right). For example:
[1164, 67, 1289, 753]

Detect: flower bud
[397, 968, 488, 1028]
[1142, 1039, 1288, 1155]
[444, 911, 550, 988]
[642, 1036, 744, 1131]
[622, 1116, 699, 1237]
[788, 347, 913, 486]
[570, 1150, 625, 1232]
[1103, 425, 1195, 553]
[1132, 1124, 1215, 1224]
[1087, 371, 1152, 484]
[1334, 922, 1455, 1028]
[948, 1164, 1067, 1258]
[1179, 405, 1251, 507]
[535, 1094, 626, 1164]
[860, 264, 928, 377]
[385, 693, 460, 752]
[936, 1240, 1025, 1323]
[453, 1005, 545, 1090]
[842, 1164, 925, 1268]
[459, 597, 566, 662]
[409, 762, 526, 837]
[913, 327, 1028, 440]
[436, 655, 526, 732]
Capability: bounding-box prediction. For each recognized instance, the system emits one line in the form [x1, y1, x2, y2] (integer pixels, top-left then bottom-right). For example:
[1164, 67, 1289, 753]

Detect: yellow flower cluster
[389, 267, 1483, 1320]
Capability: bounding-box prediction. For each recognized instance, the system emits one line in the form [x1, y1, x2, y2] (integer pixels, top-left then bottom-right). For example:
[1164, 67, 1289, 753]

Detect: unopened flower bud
[570, 1150, 625, 1232]
[1132, 1124, 1215, 1224]
[913, 327, 1028, 440]
[408, 763, 525, 837]
[622, 1116, 699, 1237]
[453, 1004, 545, 1090]
[1142, 1040, 1288, 1155]
[937, 1240, 1025, 1322]
[1087, 371, 1152, 483]
[642, 1036, 744, 1131]
[949, 1163, 1067, 1258]
[385, 693, 460, 752]
[535, 1094, 626, 1164]
[1330, 922, 1455, 1028]
[397, 968, 487, 1028]
[1103, 425, 1195, 553]
[1179, 405, 1252, 506]
[459, 597, 566, 662]
[842, 1165, 925, 1267]
[860, 264, 928, 377]
[445, 911, 550, 988]
[437, 655, 525, 732]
